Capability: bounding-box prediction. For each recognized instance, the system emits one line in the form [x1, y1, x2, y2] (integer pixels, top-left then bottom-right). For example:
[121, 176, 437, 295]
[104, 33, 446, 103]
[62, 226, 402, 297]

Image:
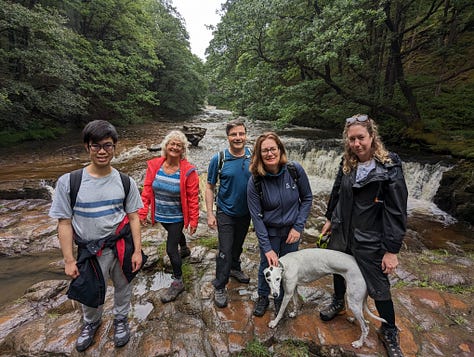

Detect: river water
[0, 107, 472, 307]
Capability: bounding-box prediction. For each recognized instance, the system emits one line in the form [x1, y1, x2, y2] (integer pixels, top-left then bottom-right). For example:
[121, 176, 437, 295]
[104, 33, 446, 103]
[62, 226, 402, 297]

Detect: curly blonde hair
[342, 115, 390, 174]
[250, 132, 288, 176]
[160, 130, 189, 159]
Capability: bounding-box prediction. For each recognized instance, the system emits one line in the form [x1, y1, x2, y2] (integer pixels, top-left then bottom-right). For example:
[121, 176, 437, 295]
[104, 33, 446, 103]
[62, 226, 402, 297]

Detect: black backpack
[69, 168, 131, 210]
[253, 162, 299, 217]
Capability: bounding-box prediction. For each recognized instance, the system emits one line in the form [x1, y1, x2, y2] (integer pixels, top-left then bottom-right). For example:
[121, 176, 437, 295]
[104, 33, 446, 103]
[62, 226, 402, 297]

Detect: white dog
[263, 248, 386, 348]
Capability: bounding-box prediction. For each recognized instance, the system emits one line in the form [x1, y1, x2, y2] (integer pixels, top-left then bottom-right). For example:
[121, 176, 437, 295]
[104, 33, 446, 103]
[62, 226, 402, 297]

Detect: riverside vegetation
[1, 1, 473, 161]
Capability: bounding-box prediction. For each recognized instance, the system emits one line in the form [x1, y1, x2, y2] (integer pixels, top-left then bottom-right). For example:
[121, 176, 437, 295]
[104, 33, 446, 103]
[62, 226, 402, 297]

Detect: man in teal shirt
[205, 120, 252, 308]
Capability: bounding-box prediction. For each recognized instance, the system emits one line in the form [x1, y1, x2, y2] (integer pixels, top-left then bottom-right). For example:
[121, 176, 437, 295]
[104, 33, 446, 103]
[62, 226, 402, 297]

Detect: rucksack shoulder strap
[217, 150, 225, 176]
[253, 175, 264, 218]
[118, 171, 131, 211]
[69, 168, 84, 209]
[287, 162, 299, 183]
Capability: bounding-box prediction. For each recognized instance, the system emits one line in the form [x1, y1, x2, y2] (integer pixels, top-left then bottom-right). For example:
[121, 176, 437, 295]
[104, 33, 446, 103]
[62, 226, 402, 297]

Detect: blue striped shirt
[153, 167, 183, 223]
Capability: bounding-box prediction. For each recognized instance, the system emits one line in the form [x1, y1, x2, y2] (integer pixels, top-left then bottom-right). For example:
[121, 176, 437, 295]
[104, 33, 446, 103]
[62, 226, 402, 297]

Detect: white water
[286, 147, 456, 225]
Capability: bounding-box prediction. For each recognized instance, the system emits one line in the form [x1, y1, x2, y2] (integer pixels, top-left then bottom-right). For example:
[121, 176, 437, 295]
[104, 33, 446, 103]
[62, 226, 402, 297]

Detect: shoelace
[80, 323, 95, 337]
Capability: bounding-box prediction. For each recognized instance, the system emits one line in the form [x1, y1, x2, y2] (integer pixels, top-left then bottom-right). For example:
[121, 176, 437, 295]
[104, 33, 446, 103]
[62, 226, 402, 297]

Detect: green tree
[206, 0, 473, 135]
[0, 1, 85, 133]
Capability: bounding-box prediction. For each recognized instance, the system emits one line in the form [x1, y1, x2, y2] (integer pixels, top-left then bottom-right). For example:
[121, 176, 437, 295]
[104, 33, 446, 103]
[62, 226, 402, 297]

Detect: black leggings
[161, 222, 186, 279]
[333, 273, 396, 327]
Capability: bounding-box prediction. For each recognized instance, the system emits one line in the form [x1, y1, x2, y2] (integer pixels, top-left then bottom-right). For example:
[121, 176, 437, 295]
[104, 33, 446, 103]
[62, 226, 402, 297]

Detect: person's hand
[382, 252, 398, 274]
[64, 260, 80, 279]
[189, 226, 197, 236]
[265, 250, 279, 267]
[140, 218, 149, 227]
[131, 250, 143, 272]
[286, 228, 300, 244]
[207, 214, 217, 230]
[321, 219, 332, 236]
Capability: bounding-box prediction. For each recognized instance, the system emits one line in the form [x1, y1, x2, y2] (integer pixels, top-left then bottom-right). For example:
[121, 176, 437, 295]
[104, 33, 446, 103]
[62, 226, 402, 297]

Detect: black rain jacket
[67, 220, 147, 308]
[325, 152, 408, 255]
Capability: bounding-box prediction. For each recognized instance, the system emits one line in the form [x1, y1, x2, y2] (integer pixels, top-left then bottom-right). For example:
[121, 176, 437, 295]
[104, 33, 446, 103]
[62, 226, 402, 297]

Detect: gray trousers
[82, 248, 132, 323]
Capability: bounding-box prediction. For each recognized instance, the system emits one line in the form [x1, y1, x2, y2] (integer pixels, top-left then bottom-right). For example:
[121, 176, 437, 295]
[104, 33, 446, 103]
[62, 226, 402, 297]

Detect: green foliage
[198, 236, 218, 250]
[0, 0, 206, 142]
[205, 0, 474, 157]
[238, 339, 271, 357]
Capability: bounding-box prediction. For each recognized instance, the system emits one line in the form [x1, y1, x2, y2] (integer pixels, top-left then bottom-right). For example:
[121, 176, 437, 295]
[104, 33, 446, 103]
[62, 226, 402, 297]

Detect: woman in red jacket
[139, 130, 199, 303]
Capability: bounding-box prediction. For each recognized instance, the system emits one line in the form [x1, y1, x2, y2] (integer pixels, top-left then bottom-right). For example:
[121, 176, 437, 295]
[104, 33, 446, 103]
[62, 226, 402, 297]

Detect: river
[0, 107, 472, 307]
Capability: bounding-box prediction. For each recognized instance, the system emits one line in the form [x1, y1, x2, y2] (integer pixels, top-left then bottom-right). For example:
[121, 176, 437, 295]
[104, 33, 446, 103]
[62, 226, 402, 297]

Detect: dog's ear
[278, 261, 284, 271]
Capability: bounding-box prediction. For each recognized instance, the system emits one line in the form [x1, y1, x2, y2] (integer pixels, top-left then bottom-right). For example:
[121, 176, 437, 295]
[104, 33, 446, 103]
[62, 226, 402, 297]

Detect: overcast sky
[172, 0, 223, 60]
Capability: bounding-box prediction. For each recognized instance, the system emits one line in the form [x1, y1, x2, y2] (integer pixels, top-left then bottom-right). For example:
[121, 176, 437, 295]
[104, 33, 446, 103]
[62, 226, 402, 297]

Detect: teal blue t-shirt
[207, 148, 252, 217]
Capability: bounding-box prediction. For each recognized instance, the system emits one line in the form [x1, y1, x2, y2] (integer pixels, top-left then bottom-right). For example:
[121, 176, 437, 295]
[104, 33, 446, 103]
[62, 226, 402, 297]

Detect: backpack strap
[253, 175, 264, 218]
[119, 172, 131, 211]
[69, 168, 84, 209]
[217, 150, 225, 178]
[69, 168, 131, 210]
[287, 162, 299, 184]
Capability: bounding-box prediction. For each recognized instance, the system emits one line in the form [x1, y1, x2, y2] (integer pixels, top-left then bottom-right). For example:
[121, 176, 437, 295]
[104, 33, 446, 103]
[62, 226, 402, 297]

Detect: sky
[172, 0, 223, 61]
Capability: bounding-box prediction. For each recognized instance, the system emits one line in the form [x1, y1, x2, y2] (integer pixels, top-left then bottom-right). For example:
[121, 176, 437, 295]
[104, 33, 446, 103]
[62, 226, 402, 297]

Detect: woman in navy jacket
[247, 132, 313, 318]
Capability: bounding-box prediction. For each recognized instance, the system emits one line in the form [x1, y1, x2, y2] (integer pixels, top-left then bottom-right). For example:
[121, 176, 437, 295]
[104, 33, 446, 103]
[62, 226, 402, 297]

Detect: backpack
[69, 168, 131, 210]
[253, 162, 299, 218]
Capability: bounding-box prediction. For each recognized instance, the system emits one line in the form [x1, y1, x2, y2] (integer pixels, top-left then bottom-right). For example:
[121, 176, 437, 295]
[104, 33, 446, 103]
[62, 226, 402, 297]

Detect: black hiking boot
[230, 269, 250, 283]
[75, 319, 101, 352]
[161, 280, 185, 303]
[319, 295, 346, 321]
[113, 318, 130, 347]
[378, 324, 404, 357]
[180, 245, 191, 258]
[253, 296, 269, 317]
[214, 288, 228, 308]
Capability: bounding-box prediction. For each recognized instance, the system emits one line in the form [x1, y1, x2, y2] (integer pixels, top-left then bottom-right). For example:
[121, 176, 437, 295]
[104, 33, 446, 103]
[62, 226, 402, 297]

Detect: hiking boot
[161, 280, 185, 303]
[214, 288, 228, 308]
[319, 296, 346, 321]
[180, 246, 191, 258]
[274, 299, 282, 317]
[75, 319, 101, 352]
[378, 324, 404, 357]
[230, 269, 250, 283]
[253, 296, 269, 317]
[113, 318, 130, 347]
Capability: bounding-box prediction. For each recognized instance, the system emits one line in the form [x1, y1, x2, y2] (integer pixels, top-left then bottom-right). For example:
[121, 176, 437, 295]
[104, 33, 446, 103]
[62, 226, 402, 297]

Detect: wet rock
[0, 181, 52, 200]
[434, 161, 474, 224]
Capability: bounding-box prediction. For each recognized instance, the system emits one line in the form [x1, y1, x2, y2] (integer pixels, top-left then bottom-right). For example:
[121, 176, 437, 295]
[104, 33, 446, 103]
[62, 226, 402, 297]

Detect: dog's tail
[364, 300, 387, 323]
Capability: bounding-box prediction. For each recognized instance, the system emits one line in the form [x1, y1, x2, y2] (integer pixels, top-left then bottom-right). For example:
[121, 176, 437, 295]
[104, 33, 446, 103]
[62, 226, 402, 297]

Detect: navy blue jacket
[247, 162, 313, 253]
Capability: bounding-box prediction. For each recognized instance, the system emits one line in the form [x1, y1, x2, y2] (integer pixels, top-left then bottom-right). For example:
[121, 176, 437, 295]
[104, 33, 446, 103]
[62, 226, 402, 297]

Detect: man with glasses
[205, 120, 252, 308]
[49, 120, 144, 352]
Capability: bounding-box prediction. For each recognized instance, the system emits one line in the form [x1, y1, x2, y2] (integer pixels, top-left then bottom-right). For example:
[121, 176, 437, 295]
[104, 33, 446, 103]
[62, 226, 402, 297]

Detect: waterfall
[286, 147, 456, 224]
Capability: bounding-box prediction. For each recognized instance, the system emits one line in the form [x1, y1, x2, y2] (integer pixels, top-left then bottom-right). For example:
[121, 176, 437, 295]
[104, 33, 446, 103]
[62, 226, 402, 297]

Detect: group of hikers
[49, 116, 408, 357]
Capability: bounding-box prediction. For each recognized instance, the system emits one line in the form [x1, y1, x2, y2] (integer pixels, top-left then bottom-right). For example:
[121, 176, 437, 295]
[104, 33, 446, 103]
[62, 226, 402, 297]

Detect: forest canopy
[0, 0, 206, 142]
[1, 0, 473, 158]
[205, 0, 474, 157]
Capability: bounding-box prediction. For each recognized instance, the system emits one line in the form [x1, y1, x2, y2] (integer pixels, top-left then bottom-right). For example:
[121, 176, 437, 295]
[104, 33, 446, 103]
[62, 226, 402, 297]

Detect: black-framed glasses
[261, 147, 279, 155]
[346, 114, 369, 124]
[89, 143, 115, 152]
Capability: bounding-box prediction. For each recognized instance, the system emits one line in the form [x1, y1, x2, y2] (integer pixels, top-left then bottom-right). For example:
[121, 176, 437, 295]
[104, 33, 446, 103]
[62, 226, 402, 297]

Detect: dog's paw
[351, 339, 363, 349]
[268, 320, 278, 329]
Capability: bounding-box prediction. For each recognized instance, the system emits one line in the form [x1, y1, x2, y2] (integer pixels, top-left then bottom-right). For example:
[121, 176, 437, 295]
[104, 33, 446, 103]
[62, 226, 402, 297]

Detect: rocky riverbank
[0, 198, 472, 356]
